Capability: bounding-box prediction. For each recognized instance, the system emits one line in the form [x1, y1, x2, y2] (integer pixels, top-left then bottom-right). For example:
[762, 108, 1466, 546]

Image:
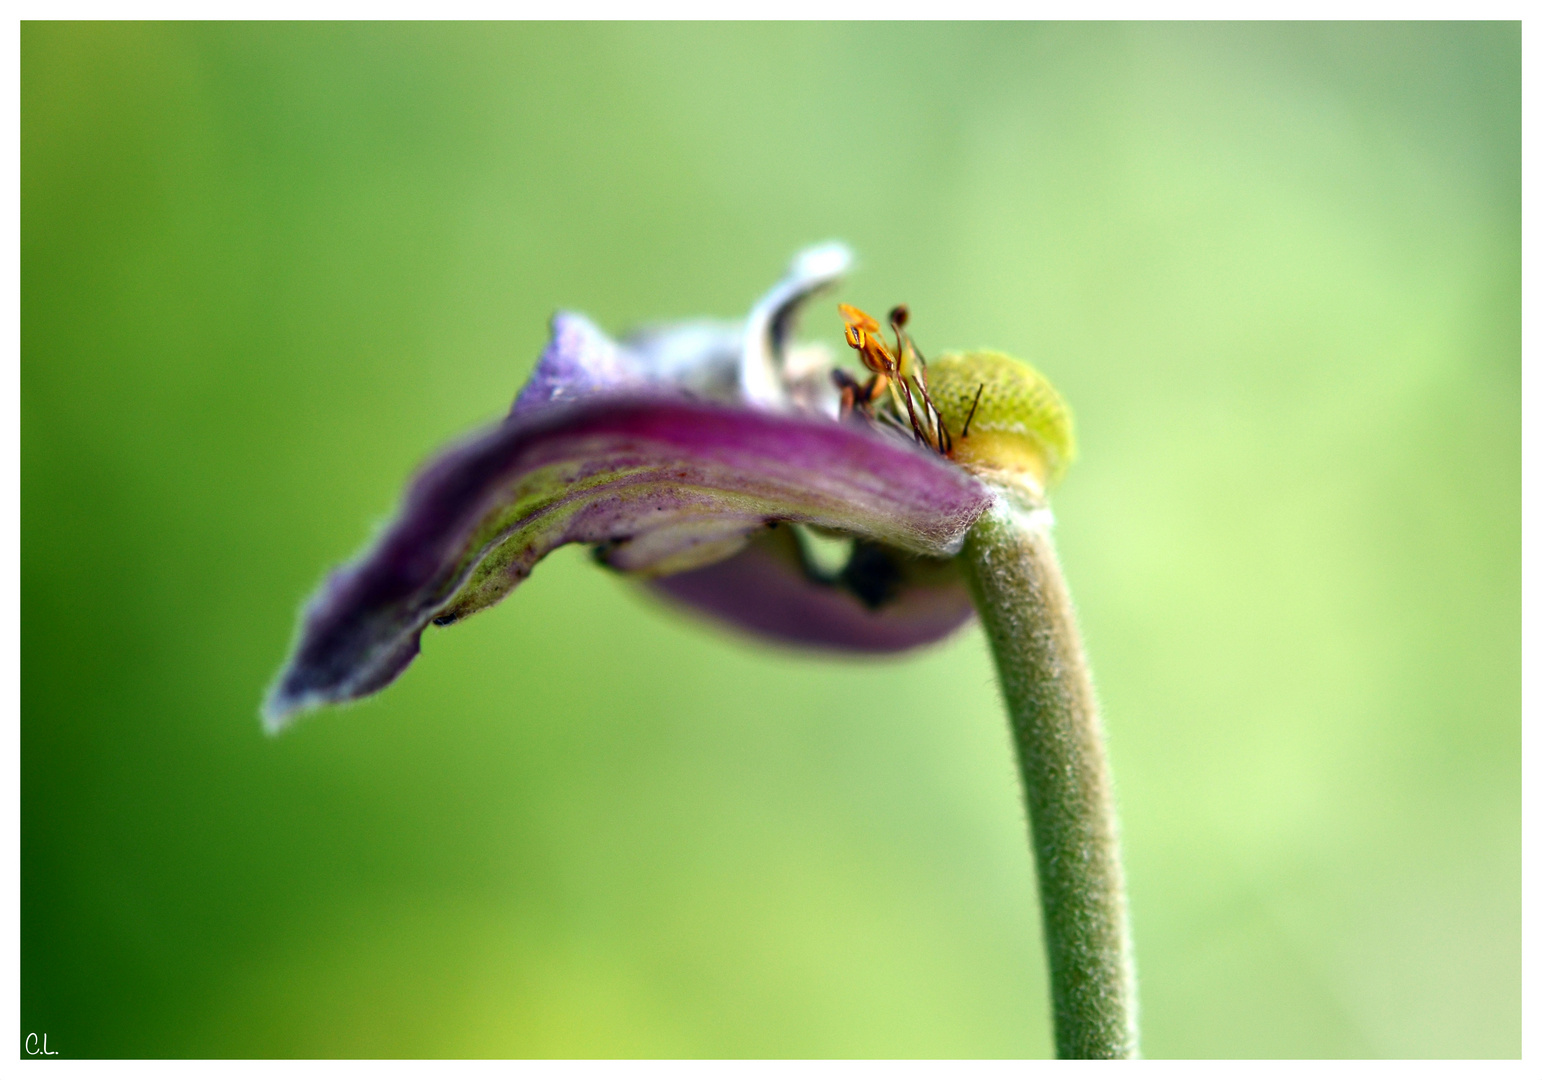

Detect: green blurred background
[22, 22, 1518, 1058]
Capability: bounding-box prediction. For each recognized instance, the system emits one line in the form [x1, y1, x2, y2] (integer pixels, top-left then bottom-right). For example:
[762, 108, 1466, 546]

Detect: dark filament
[961, 383, 984, 438]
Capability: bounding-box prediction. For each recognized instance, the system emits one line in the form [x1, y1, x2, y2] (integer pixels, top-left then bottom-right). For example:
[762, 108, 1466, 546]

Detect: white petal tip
[788, 241, 854, 282]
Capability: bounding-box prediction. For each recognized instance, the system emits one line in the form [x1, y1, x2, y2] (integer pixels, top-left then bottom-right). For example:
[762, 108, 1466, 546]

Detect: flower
[262, 244, 999, 730]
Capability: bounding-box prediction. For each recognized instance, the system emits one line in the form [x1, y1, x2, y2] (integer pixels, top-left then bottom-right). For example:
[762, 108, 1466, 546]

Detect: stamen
[961, 383, 984, 438]
[839, 302, 954, 458]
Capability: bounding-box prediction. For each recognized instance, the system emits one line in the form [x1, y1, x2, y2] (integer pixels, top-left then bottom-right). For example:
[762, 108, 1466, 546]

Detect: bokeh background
[22, 23, 1518, 1058]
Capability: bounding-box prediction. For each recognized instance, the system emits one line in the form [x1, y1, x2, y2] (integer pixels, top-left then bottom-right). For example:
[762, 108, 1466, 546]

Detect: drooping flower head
[263, 244, 1072, 730]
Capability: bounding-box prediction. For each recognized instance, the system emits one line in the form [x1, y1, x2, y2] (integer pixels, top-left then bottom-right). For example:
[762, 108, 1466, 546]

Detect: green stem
[961, 497, 1138, 1059]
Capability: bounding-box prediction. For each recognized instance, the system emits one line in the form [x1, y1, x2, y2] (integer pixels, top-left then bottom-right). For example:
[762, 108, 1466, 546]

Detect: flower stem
[961, 498, 1138, 1059]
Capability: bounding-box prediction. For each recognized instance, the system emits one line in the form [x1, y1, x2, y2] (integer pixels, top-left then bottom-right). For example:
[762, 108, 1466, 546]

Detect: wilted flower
[261, 243, 1134, 1059]
[263, 244, 1003, 729]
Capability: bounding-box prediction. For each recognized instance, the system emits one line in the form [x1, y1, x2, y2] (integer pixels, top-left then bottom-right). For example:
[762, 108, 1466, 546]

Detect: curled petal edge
[264, 397, 991, 730]
[512, 241, 853, 417]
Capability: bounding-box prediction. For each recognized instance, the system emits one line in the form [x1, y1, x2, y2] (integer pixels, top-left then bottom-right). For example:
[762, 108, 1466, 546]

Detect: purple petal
[511, 312, 648, 414]
[647, 526, 975, 652]
[265, 397, 991, 728]
[511, 242, 852, 416]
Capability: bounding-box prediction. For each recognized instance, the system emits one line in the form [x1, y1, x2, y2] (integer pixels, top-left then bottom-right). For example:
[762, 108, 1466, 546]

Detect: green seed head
[927, 350, 1076, 494]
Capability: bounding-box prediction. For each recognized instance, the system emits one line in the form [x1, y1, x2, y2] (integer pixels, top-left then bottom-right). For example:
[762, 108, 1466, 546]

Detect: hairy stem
[961, 498, 1138, 1058]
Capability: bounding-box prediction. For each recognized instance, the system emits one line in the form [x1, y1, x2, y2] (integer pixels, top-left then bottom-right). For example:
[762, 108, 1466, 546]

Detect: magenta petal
[264, 398, 991, 728]
[647, 527, 975, 653]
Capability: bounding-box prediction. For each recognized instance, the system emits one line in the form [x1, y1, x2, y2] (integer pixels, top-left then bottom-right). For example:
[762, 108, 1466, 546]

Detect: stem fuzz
[961, 500, 1138, 1059]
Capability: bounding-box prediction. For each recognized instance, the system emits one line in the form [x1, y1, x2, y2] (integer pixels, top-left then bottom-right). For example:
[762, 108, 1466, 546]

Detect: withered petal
[264, 397, 991, 728]
[511, 242, 851, 417]
[647, 526, 976, 653]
